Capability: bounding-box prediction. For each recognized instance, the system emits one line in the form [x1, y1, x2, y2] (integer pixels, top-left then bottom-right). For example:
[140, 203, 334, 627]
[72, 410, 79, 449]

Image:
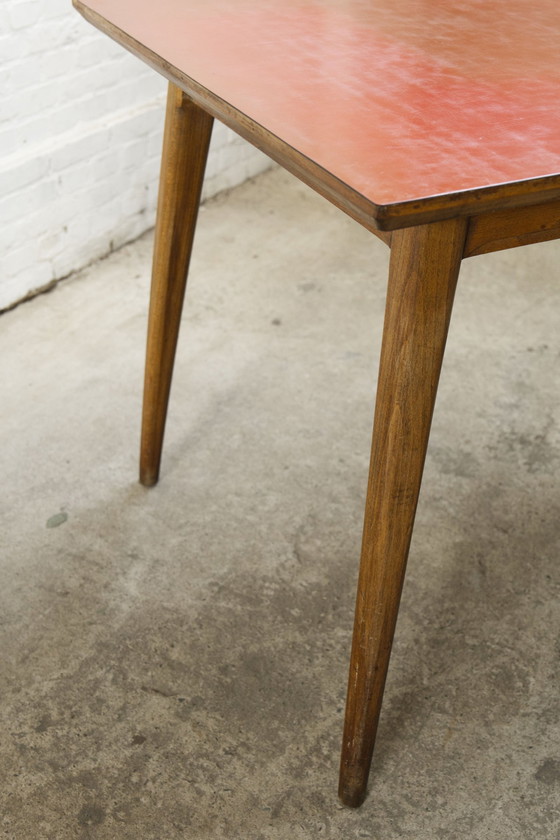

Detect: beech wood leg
[140, 83, 213, 486]
[339, 217, 468, 807]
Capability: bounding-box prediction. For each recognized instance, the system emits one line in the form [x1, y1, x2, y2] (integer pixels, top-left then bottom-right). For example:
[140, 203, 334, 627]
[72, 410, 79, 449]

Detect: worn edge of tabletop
[74, 0, 560, 232]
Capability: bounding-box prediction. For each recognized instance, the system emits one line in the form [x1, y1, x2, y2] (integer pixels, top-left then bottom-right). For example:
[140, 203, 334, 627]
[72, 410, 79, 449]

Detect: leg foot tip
[139, 471, 159, 487]
[338, 784, 367, 808]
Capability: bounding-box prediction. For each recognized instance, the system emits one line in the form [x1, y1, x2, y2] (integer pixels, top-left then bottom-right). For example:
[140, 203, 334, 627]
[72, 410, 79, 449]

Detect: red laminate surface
[76, 0, 560, 210]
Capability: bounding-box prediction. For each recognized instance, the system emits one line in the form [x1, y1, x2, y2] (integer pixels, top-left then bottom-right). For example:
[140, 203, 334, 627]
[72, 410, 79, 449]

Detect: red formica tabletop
[75, 0, 560, 224]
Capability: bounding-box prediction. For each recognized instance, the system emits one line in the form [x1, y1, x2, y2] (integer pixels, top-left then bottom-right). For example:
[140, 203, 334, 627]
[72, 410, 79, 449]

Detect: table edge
[74, 0, 560, 232]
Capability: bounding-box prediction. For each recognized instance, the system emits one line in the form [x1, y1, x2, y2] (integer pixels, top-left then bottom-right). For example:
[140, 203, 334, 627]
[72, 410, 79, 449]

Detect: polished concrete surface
[1, 168, 559, 839]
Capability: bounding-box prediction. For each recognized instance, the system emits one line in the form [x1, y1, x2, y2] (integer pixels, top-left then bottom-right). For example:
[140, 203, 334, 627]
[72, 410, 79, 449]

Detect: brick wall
[0, 0, 272, 311]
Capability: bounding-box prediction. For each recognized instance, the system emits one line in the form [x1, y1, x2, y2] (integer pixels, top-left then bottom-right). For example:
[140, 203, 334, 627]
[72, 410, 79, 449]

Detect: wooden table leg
[339, 217, 468, 807]
[140, 83, 213, 486]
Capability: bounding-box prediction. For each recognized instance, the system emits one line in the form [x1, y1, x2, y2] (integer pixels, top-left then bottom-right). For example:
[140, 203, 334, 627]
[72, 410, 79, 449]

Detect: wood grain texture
[464, 199, 560, 257]
[339, 217, 468, 807]
[140, 83, 213, 486]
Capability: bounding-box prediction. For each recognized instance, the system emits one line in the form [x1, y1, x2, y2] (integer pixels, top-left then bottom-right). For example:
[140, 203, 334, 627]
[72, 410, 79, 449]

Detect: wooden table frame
[141, 86, 560, 809]
[75, 0, 560, 808]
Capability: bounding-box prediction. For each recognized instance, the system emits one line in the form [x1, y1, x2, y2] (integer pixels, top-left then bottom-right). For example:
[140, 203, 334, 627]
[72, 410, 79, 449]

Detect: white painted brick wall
[0, 0, 272, 311]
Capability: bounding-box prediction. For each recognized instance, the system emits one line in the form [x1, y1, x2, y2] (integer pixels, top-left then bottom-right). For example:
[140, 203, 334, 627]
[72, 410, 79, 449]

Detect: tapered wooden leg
[339, 217, 468, 807]
[140, 83, 213, 486]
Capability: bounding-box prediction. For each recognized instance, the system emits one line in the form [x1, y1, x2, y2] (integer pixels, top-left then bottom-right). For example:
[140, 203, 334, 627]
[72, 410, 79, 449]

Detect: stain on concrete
[488, 417, 558, 474]
[46, 511, 68, 528]
[72, 770, 100, 790]
[535, 758, 560, 784]
[77, 804, 106, 826]
[35, 714, 54, 733]
[429, 446, 479, 479]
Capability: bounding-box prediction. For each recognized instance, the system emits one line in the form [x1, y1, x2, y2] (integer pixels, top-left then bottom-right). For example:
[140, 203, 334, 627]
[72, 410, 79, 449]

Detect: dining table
[73, 0, 560, 808]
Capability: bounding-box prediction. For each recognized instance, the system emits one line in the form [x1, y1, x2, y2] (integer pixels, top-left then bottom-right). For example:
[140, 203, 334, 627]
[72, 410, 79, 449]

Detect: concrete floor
[1, 168, 560, 839]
